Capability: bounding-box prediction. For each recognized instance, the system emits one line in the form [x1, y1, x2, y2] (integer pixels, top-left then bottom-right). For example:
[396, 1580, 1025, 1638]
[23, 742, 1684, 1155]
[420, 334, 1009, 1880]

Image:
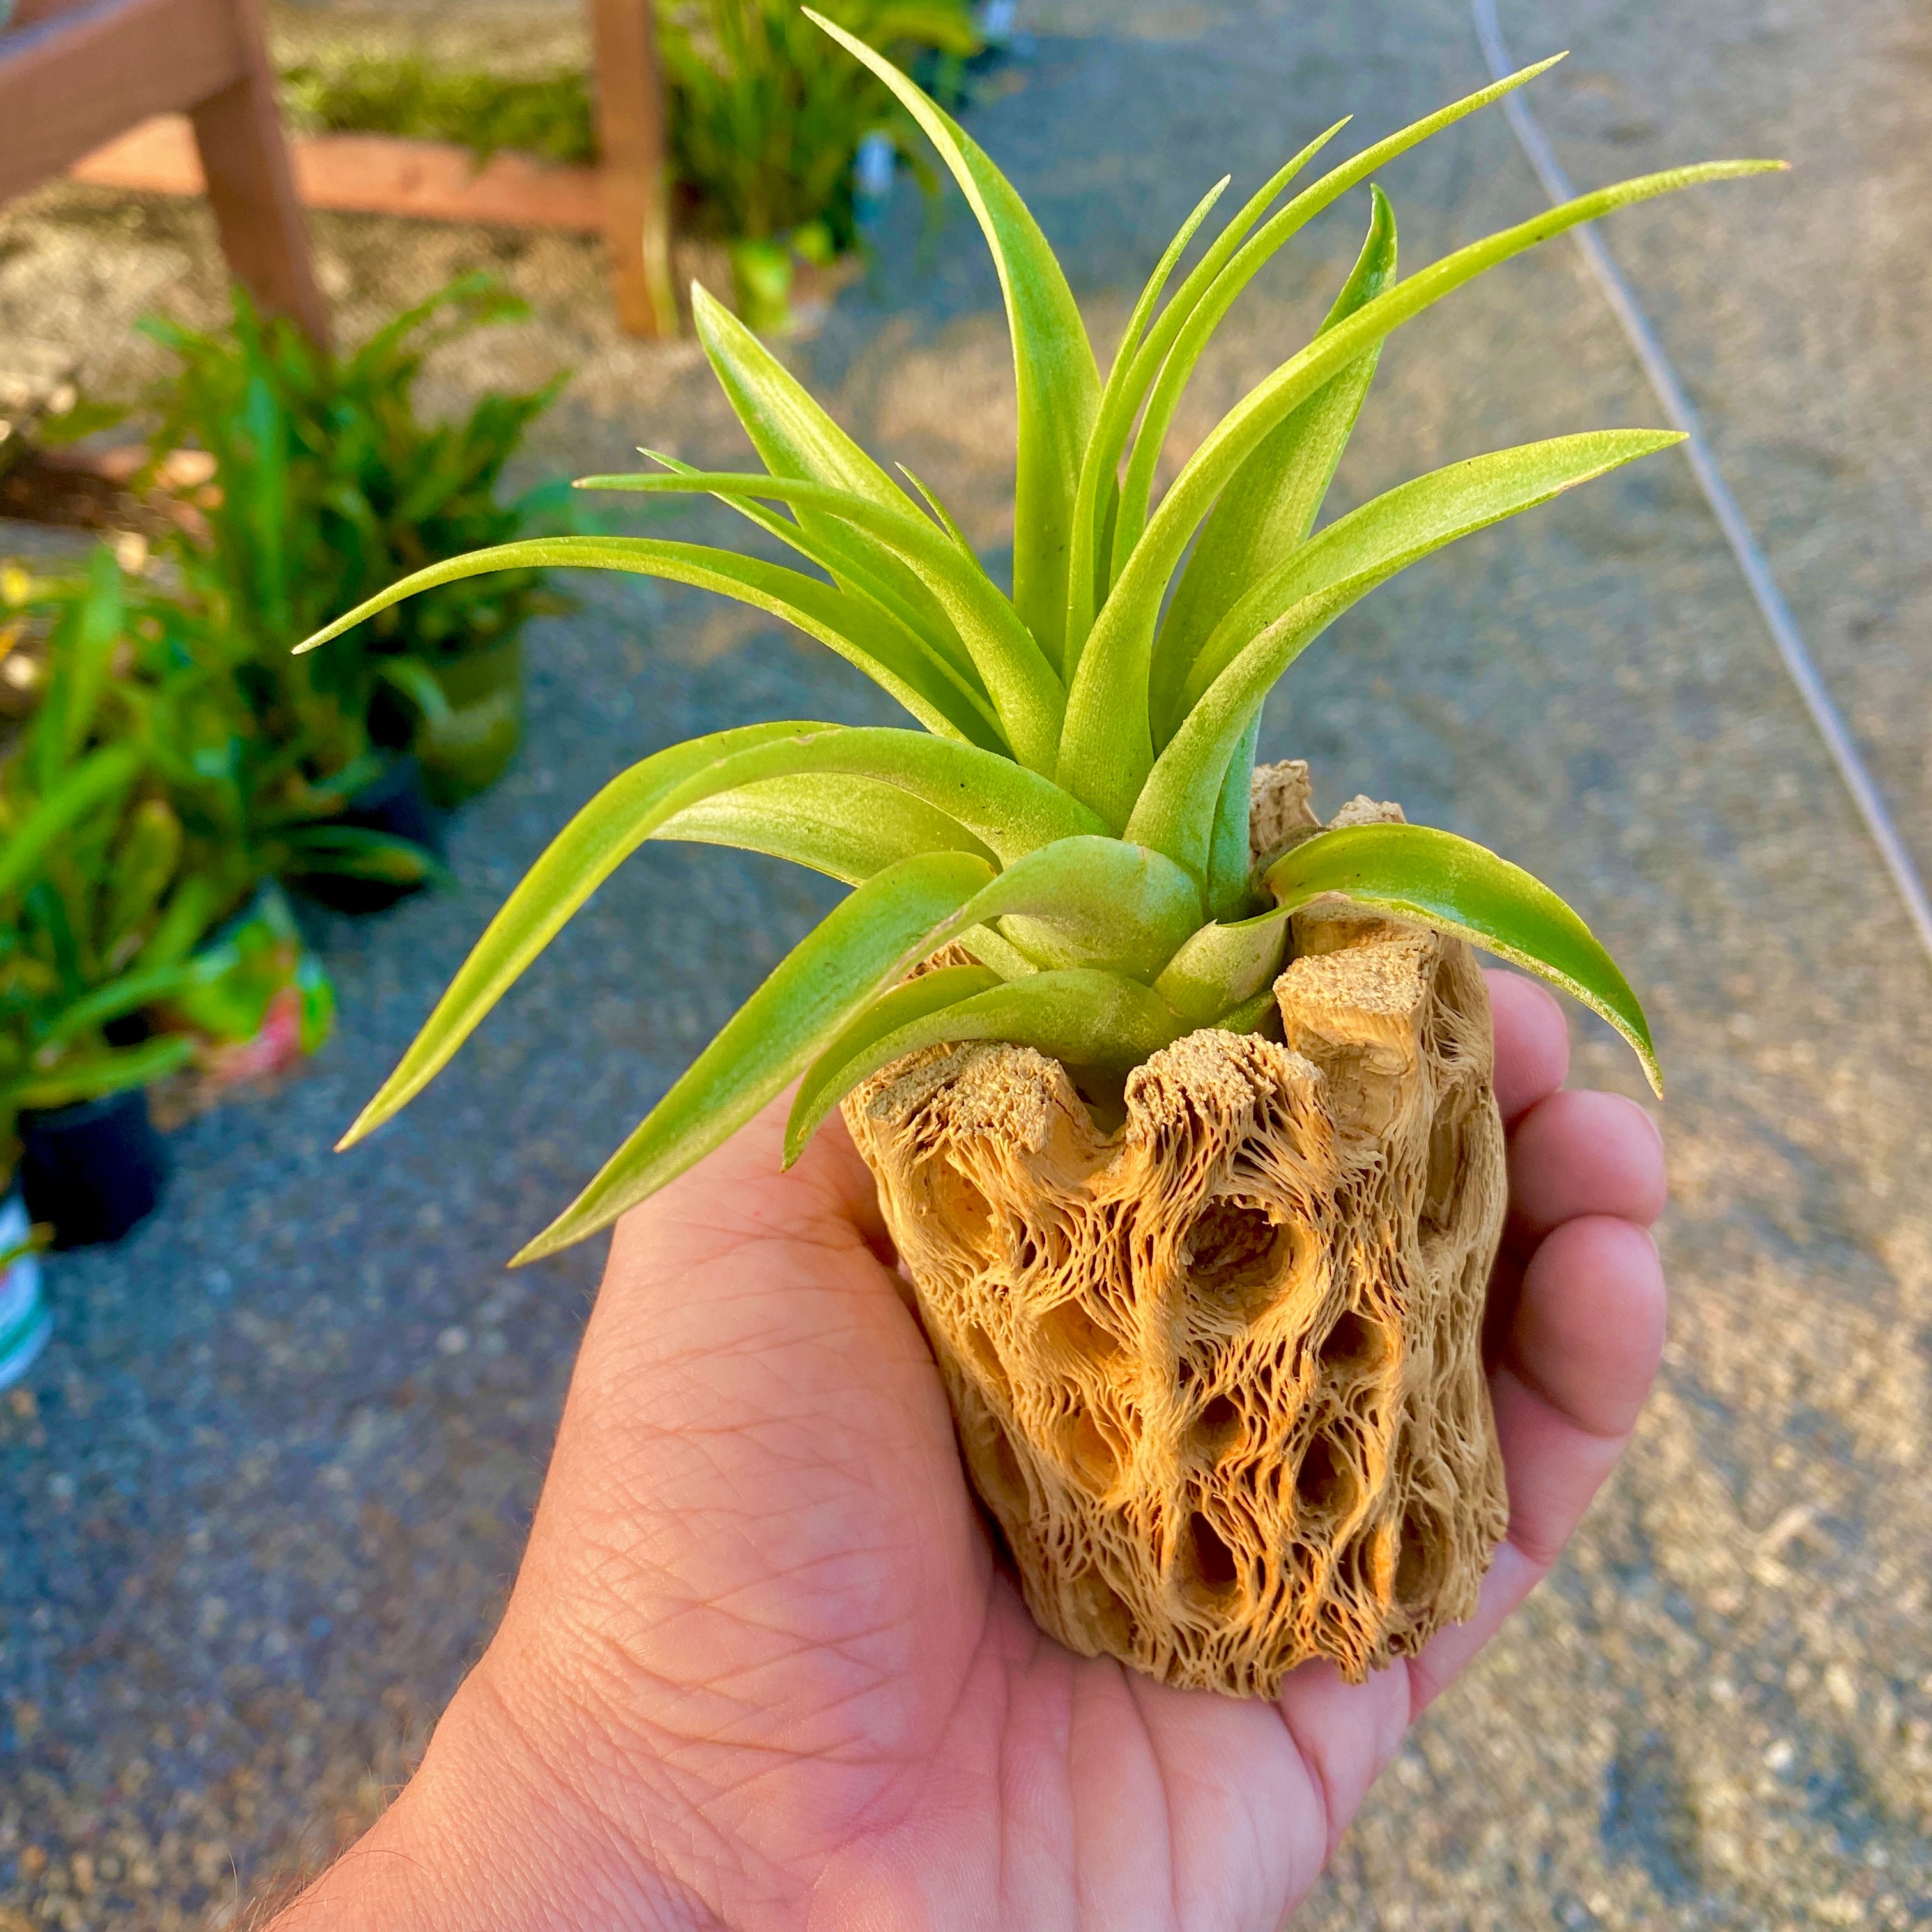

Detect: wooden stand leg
[587, 0, 675, 337]
[188, 0, 329, 345]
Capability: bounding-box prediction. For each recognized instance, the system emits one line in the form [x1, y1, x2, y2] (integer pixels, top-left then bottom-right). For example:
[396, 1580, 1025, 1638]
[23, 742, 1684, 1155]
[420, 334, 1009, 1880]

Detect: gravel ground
[2, 0, 1930, 1926]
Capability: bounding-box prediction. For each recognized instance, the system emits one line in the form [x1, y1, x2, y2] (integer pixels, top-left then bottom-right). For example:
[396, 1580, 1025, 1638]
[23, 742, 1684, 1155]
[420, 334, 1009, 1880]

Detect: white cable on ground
[1471, 0, 1932, 964]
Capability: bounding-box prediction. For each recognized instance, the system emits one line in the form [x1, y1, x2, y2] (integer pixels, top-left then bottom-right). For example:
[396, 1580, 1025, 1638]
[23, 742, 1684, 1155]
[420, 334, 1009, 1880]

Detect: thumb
[624, 1083, 895, 1275]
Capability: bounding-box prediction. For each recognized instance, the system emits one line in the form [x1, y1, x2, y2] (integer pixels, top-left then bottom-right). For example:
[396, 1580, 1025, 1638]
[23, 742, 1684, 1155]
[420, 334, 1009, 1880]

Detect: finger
[1406, 1213, 1666, 1713]
[1506, 1088, 1666, 1243]
[641, 1081, 891, 1258]
[1485, 969, 1570, 1125]
[1503, 1215, 1666, 1448]
[1274, 1656, 1413, 1864]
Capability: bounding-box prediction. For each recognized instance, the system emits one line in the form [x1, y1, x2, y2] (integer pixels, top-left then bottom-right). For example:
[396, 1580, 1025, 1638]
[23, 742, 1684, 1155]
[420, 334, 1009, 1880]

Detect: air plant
[302, 19, 1774, 1263]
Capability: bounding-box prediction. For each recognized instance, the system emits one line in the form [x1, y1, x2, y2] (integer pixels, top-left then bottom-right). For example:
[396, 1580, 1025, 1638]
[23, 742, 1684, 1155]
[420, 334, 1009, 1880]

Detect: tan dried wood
[843, 765, 1510, 1696]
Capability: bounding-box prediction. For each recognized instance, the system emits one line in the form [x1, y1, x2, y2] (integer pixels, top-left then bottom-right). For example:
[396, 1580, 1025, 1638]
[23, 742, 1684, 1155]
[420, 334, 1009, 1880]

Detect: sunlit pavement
[1, 1, 1928, 1924]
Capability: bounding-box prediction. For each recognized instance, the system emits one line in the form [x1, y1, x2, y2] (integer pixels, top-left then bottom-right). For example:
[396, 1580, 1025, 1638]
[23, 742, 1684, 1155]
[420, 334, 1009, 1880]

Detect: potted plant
[0, 553, 208, 1245]
[0, 550, 340, 1243]
[304, 32, 1770, 1693]
[660, 0, 982, 332]
[141, 275, 566, 820]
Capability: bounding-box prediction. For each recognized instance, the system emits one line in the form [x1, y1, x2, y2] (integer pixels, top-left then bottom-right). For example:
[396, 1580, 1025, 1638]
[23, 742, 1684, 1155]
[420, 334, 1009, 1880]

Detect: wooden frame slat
[0, 0, 327, 341]
[586, 0, 676, 337]
[6, 0, 677, 340]
[0, 0, 241, 199]
[72, 118, 608, 231]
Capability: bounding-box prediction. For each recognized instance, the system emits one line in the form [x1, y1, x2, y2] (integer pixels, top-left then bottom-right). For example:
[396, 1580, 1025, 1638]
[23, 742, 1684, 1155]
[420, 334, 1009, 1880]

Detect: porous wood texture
[842, 766, 1510, 1694]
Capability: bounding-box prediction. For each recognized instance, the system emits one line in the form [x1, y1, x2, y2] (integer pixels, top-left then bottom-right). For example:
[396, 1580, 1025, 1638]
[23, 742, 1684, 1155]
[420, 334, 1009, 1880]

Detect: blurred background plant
[0, 551, 207, 1146]
[266, 0, 985, 334]
[137, 272, 568, 809]
[282, 54, 599, 166]
[0, 546, 342, 1240]
[657, 0, 980, 325]
[0, 262, 571, 1240]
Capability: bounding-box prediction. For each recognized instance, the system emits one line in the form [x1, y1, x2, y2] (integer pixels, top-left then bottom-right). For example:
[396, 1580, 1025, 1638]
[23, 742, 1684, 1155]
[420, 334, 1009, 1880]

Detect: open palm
[288, 970, 1666, 1932]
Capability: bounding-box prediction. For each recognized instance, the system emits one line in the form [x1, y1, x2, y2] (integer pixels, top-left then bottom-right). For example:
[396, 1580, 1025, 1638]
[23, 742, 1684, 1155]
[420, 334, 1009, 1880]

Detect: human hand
[277, 970, 1667, 1931]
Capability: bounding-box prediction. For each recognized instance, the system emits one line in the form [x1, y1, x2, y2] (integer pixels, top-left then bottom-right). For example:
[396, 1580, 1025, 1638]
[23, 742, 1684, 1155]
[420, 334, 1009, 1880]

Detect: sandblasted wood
[843, 764, 1509, 1695]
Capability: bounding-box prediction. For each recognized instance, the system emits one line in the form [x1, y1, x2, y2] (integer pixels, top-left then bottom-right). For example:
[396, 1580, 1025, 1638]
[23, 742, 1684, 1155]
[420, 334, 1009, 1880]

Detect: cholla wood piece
[843, 769, 1509, 1694]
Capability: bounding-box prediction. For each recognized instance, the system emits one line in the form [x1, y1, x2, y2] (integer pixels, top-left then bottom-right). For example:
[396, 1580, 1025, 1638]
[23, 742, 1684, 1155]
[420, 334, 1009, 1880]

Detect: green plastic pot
[415, 636, 525, 805]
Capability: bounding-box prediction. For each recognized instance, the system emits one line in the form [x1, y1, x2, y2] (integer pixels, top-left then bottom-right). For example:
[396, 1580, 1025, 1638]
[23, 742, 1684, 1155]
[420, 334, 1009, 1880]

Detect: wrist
[268, 1661, 712, 1932]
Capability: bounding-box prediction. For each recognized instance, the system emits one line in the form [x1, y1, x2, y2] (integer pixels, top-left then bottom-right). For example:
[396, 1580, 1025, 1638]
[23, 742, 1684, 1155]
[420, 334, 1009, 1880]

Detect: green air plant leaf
[1151, 183, 1398, 731]
[1058, 158, 1779, 828]
[654, 774, 996, 885]
[1170, 429, 1685, 725]
[1104, 63, 1567, 585]
[1202, 707, 1265, 924]
[338, 721, 1105, 1148]
[901, 834, 1204, 982]
[1153, 894, 1296, 1025]
[1262, 822, 1661, 1094]
[309, 30, 1773, 1252]
[896, 466, 974, 555]
[296, 533, 1006, 753]
[1064, 124, 1351, 672]
[802, 9, 1101, 668]
[688, 284, 963, 650]
[572, 473, 1064, 771]
[513, 848, 1000, 1260]
[1129, 429, 1687, 872]
[636, 448, 984, 694]
[1059, 165, 1238, 668]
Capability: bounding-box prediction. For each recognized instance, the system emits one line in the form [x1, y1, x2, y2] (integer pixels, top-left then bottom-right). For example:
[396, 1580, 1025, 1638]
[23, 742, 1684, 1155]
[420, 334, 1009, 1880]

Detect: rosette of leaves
[303, 24, 1776, 1261]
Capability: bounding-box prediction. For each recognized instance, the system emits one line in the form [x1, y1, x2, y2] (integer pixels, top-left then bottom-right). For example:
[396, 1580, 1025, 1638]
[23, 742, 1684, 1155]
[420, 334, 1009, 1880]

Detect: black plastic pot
[294, 755, 447, 916]
[19, 1087, 167, 1250]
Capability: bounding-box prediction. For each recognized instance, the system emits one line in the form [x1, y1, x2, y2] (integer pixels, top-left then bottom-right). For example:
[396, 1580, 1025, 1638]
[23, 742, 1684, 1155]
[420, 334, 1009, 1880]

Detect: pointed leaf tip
[1262, 822, 1663, 1096]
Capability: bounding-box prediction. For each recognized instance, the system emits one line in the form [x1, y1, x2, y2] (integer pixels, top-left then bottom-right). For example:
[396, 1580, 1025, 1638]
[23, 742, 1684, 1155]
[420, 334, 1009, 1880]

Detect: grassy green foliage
[144, 275, 563, 671]
[0, 550, 357, 1177]
[282, 56, 598, 166]
[307, 33, 1781, 1258]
